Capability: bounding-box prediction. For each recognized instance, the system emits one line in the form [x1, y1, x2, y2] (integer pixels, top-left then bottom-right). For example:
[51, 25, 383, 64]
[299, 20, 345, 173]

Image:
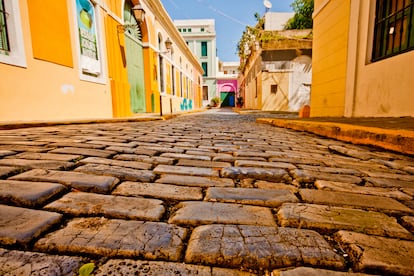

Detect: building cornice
[140, 0, 203, 74]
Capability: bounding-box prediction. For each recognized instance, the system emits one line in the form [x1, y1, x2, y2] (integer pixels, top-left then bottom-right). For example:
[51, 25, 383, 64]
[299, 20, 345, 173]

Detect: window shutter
[0, 0, 10, 52]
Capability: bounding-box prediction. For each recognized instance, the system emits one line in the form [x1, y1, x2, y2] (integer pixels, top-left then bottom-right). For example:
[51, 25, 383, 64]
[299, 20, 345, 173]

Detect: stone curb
[0, 109, 207, 130]
[257, 118, 414, 155]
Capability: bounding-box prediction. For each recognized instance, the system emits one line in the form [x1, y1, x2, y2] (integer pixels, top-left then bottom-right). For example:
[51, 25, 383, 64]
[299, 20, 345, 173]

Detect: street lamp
[132, 4, 146, 23]
[117, 4, 146, 33]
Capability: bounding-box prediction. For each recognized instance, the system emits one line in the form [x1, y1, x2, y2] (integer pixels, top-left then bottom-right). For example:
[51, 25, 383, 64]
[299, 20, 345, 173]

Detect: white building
[174, 19, 217, 106]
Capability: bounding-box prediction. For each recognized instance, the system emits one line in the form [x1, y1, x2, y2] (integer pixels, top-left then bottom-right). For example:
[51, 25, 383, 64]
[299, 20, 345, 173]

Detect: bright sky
[161, 0, 294, 62]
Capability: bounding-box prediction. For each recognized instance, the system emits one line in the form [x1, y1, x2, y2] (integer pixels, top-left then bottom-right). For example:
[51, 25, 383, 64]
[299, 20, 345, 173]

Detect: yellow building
[0, 0, 202, 122]
[311, 0, 414, 117]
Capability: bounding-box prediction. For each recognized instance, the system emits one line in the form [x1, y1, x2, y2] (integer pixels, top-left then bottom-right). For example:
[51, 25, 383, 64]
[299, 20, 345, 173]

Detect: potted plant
[211, 97, 220, 107]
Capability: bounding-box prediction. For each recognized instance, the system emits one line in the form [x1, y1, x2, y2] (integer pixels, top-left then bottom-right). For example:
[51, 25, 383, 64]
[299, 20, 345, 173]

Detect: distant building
[311, 0, 414, 117]
[217, 61, 239, 107]
[264, 12, 295, 31]
[174, 19, 217, 106]
[238, 11, 312, 112]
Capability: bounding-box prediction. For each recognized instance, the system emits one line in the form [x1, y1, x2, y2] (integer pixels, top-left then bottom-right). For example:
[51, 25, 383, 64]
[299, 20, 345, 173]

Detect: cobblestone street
[0, 109, 413, 275]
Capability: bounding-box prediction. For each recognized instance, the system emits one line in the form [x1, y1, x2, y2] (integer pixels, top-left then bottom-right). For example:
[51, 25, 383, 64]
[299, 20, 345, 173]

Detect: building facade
[0, 0, 202, 122]
[238, 28, 312, 112]
[311, 0, 414, 117]
[174, 19, 217, 107]
[216, 61, 239, 107]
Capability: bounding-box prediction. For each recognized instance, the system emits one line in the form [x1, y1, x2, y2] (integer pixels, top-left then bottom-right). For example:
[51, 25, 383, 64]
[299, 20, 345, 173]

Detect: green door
[124, 3, 145, 113]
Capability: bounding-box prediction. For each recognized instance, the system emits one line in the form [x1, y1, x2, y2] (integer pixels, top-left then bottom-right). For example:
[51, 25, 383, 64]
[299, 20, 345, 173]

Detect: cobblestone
[278, 203, 413, 239]
[335, 230, 414, 275]
[0, 180, 66, 207]
[35, 218, 188, 261]
[221, 167, 291, 182]
[315, 180, 412, 201]
[10, 169, 119, 193]
[169, 201, 276, 226]
[0, 248, 83, 275]
[113, 181, 203, 201]
[0, 205, 62, 246]
[185, 224, 345, 270]
[156, 174, 234, 187]
[75, 164, 155, 182]
[205, 187, 298, 207]
[95, 259, 256, 276]
[0, 110, 413, 275]
[44, 192, 165, 220]
[299, 189, 413, 215]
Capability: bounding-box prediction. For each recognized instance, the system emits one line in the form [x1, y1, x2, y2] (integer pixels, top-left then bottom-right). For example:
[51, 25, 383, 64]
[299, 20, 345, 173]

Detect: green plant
[211, 97, 220, 107]
[284, 0, 314, 30]
[79, 263, 95, 276]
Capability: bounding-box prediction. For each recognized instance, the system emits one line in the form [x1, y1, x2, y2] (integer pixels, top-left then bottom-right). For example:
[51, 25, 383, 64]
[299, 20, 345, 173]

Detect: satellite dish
[263, 0, 272, 9]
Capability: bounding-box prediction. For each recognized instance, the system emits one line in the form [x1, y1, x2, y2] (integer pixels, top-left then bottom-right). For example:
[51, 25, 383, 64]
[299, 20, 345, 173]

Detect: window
[201, 27, 205, 32]
[203, 86, 208, 100]
[0, 0, 9, 52]
[271, 84, 278, 94]
[373, 0, 414, 61]
[178, 28, 181, 32]
[202, 62, 208, 76]
[183, 29, 186, 32]
[201, 41, 208, 56]
[188, 28, 192, 32]
[0, 0, 26, 67]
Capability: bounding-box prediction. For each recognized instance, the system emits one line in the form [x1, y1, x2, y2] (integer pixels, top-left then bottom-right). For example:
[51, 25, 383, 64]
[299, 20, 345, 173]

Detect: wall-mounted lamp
[117, 4, 146, 33]
[165, 38, 173, 51]
[132, 4, 146, 23]
[159, 38, 173, 54]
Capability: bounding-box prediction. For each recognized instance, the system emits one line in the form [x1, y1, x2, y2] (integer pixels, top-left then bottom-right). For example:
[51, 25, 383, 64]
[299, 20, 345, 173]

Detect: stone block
[185, 224, 344, 270]
[44, 192, 164, 221]
[156, 174, 234, 187]
[335, 230, 414, 275]
[299, 189, 412, 215]
[95, 259, 255, 276]
[177, 159, 231, 168]
[0, 180, 66, 207]
[221, 167, 290, 182]
[78, 156, 153, 170]
[277, 203, 413, 240]
[12, 152, 81, 161]
[0, 248, 82, 275]
[169, 201, 276, 227]
[0, 205, 62, 246]
[205, 187, 298, 207]
[10, 169, 119, 193]
[255, 181, 298, 193]
[35, 217, 187, 261]
[75, 164, 155, 182]
[113, 181, 203, 201]
[235, 160, 296, 170]
[0, 158, 73, 170]
[272, 267, 374, 275]
[291, 169, 362, 184]
[49, 147, 116, 158]
[154, 165, 220, 177]
[315, 180, 412, 201]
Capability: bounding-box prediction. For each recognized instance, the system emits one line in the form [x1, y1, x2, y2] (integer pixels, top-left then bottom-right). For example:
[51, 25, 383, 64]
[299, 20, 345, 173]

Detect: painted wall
[344, 0, 414, 117]
[311, 0, 350, 117]
[0, 0, 113, 122]
[261, 71, 290, 111]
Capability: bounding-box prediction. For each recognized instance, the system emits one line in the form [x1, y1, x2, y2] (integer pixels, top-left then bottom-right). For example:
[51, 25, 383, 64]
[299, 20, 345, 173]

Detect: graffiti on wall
[180, 98, 193, 111]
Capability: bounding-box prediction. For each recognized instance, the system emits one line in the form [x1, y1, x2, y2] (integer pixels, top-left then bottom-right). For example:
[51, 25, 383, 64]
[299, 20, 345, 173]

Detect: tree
[284, 0, 314, 30]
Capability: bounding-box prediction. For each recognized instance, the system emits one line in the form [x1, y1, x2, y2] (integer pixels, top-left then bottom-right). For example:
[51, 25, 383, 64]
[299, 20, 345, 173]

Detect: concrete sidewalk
[256, 116, 414, 156]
